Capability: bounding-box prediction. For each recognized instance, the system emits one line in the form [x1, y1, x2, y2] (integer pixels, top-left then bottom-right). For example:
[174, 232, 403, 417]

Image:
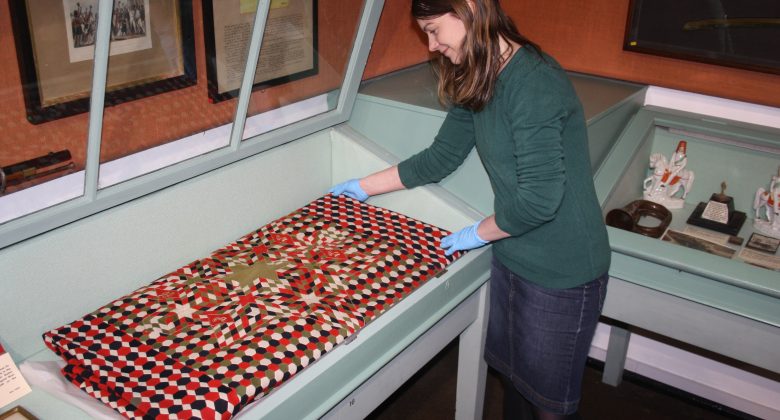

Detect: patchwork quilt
[43, 194, 460, 419]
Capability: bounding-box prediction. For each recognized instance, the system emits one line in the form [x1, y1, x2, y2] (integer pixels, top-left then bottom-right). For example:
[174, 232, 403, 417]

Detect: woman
[330, 1, 610, 418]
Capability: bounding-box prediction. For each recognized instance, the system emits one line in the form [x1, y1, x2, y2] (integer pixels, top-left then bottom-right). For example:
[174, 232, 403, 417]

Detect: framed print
[662, 229, 737, 259]
[746, 232, 780, 254]
[202, 0, 318, 103]
[9, 0, 197, 124]
[624, 0, 780, 75]
[0, 406, 37, 420]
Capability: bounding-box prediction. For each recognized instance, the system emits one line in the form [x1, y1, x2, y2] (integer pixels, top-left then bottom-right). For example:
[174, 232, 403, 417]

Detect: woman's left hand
[328, 178, 369, 202]
[441, 220, 489, 256]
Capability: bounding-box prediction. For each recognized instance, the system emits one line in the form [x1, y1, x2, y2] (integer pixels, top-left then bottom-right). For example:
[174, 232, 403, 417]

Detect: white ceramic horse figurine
[754, 176, 780, 223]
[643, 152, 695, 208]
[753, 174, 780, 238]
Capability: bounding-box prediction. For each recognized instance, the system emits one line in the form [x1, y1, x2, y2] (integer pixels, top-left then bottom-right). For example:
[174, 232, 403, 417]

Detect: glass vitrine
[0, 0, 384, 248]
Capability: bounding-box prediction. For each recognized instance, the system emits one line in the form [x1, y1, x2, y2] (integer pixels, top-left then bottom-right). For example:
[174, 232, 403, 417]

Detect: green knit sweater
[398, 48, 610, 288]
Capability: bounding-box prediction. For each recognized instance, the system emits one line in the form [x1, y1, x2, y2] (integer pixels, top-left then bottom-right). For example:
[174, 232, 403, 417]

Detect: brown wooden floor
[366, 340, 756, 420]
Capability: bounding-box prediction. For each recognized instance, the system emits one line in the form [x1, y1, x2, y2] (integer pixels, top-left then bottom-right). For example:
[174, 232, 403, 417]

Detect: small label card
[739, 248, 780, 271]
[682, 225, 730, 245]
[701, 200, 729, 224]
[0, 342, 32, 409]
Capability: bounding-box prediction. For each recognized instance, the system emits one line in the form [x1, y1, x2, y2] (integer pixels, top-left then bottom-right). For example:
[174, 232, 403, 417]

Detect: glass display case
[0, 2, 496, 419]
[0, 0, 378, 247]
[595, 105, 780, 379]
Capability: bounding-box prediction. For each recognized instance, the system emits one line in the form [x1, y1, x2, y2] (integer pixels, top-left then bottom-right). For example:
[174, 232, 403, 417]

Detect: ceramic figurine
[753, 168, 780, 239]
[643, 141, 695, 209]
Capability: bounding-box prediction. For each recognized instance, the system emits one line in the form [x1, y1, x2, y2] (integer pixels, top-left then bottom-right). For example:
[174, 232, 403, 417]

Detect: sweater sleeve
[397, 106, 476, 189]
[494, 80, 568, 236]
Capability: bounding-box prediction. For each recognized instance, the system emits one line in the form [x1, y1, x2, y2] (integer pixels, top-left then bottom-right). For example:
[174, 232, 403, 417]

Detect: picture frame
[623, 0, 780, 76]
[746, 232, 780, 254]
[9, 0, 197, 124]
[662, 229, 737, 259]
[202, 0, 318, 103]
[0, 406, 38, 420]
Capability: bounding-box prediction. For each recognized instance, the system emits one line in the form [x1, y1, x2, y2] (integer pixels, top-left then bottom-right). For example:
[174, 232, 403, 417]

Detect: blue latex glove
[329, 178, 369, 202]
[441, 220, 489, 256]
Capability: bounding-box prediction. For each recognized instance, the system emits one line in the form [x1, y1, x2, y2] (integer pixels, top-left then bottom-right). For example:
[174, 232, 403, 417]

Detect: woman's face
[417, 13, 467, 64]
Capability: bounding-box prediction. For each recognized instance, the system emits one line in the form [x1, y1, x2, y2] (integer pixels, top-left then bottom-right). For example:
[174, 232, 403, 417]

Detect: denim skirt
[483, 257, 608, 415]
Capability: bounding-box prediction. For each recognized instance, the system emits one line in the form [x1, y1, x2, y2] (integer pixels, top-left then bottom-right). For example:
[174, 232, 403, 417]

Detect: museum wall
[3, 1, 778, 174]
[364, 0, 780, 108]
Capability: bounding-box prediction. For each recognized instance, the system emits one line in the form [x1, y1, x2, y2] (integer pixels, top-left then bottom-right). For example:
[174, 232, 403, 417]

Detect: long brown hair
[412, 0, 540, 111]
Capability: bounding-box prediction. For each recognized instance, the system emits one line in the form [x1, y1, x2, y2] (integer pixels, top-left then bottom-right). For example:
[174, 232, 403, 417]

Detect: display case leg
[602, 325, 631, 386]
[456, 283, 490, 420]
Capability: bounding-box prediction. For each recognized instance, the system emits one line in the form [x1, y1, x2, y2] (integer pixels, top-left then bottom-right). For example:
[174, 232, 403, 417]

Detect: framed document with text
[202, 0, 318, 103]
[9, 0, 196, 124]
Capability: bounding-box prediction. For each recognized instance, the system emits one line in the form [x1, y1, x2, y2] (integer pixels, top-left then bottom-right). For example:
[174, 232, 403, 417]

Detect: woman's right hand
[328, 178, 369, 202]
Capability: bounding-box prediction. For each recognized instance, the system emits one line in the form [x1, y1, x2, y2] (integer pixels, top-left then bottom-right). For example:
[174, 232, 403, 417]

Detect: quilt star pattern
[43, 194, 461, 419]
